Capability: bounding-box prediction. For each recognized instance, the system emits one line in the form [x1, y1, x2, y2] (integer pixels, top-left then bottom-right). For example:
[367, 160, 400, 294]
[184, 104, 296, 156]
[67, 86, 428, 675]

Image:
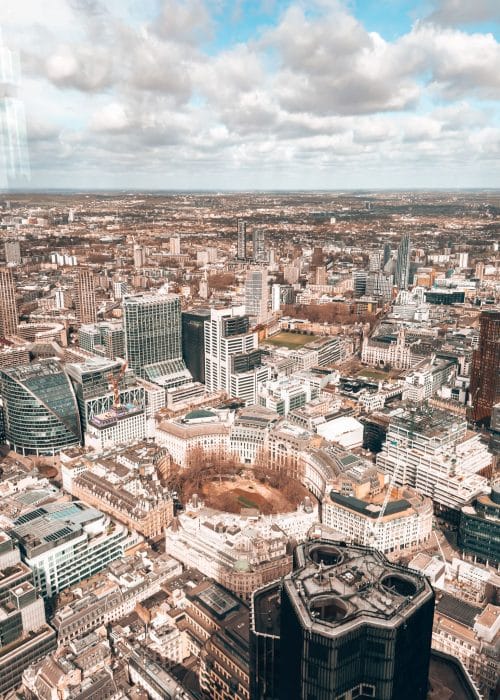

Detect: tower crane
[108, 360, 128, 408]
[367, 439, 402, 549]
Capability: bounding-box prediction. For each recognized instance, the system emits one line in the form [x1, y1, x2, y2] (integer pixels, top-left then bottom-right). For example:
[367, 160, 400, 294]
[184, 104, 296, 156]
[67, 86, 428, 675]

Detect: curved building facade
[0, 360, 81, 455]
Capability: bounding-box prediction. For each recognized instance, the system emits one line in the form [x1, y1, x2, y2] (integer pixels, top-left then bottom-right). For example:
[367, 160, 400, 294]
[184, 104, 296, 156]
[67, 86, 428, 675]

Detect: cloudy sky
[2, 0, 500, 190]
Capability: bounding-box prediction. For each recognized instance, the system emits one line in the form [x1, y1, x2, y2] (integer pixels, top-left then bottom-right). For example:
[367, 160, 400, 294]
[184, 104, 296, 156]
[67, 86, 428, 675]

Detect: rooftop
[284, 540, 433, 635]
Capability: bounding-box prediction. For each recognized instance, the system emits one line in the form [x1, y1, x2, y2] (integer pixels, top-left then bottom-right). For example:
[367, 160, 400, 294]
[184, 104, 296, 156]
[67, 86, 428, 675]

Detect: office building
[458, 484, 500, 567]
[237, 219, 247, 260]
[0, 360, 82, 455]
[133, 243, 145, 268]
[353, 270, 367, 297]
[204, 306, 269, 404]
[74, 268, 97, 324]
[0, 533, 56, 697]
[432, 593, 499, 699]
[253, 227, 266, 262]
[85, 403, 146, 450]
[164, 507, 306, 599]
[156, 408, 232, 467]
[9, 501, 129, 598]
[182, 308, 210, 383]
[78, 320, 125, 359]
[469, 309, 500, 425]
[65, 356, 144, 435]
[191, 581, 250, 700]
[123, 292, 191, 386]
[250, 540, 434, 700]
[170, 234, 181, 255]
[322, 484, 433, 554]
[4, 239, 21, 264]
[0, 266, 18, 338]
[395, 233, 411, 290]
[245, 268, 269, 323]
[376, 407, 491, 517]
[383, 242, 392, 267]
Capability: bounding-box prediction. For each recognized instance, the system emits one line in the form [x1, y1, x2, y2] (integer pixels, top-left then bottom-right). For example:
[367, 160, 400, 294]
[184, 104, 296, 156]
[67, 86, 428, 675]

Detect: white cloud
[427, 0, 500, 25]
[1, 0, 500, 188]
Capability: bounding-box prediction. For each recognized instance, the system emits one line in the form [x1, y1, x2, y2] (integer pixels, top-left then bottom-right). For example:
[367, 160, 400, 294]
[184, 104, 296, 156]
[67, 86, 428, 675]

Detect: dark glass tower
[469, 309, 500, 425]
[182, 308, 210, 383]
[395, 233, 411, 290]
[251, 540, 435, 700]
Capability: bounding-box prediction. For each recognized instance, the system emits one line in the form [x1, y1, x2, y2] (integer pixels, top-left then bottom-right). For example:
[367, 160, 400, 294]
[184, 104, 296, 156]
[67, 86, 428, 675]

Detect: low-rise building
[322, 484, 433, 554]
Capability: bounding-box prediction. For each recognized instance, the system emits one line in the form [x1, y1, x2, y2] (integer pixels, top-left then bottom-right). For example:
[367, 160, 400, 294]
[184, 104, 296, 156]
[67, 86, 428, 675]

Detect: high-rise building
[182, 308, 210, 383]
[78, 320, 125, 360]
[123, 293, 191, 387]
[383, 242, 392, 267]
[245, 268, 269, 323]
[395, 233, 411, 290]
[0, 266, 17, 338]
[469, 309, 500, 425]
[204, 306, 269, 403]
[0, 533, 56, 697]
[133, 243, 145, 269]
[237, 219, 247, 260]
[65, 356, 144, 436]
[253, 228, 266, 262]
[250, 540, 435, 700]
[4, 239, 21, 264]
[170, 234, 181, 255]
[74, 268, 97, 324]
[0, 360, 82, 455]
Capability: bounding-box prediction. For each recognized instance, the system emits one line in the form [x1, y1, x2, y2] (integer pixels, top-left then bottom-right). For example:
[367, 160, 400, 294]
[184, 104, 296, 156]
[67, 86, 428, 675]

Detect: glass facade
[124, 293, 183, 378]
[0, 360, 81, 455]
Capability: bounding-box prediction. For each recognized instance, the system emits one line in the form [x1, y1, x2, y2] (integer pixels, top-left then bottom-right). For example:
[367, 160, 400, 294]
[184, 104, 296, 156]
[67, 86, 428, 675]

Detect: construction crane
[367, 439, 402, 549]
[108, 360, 128, 408]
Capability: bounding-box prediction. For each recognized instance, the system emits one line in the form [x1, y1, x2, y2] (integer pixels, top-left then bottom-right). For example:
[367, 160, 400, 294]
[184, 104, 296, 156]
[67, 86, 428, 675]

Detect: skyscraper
[133, 243, 145, 269]
[0, 267, 17, 338]
[182, 308, 210, 383]
[251, 540, 435, 700]
[4, 239, 21, 264]
[74, 269, 97, 324]
[170, 234, 181, 255]
[469, 309, 500, 425]
[0, 360, 82, 455]
[253, 228, 267, 262]
[237, 219, 247, 260]
[245, 268, 269, 323]
[123, 293, 188, 383]
[204, 306, 269, 403]
[383, 242, 392, 267]
[395, 233, 411, 290]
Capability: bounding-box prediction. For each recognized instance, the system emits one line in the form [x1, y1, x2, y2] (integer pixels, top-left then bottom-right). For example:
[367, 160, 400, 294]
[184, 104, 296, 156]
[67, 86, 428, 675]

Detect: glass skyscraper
[123, 293, 184, 379]
[0, 360, 81, 455]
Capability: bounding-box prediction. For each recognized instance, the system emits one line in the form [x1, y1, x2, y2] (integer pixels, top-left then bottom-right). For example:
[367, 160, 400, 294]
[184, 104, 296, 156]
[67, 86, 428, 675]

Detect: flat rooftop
[284, 540, 433, 636]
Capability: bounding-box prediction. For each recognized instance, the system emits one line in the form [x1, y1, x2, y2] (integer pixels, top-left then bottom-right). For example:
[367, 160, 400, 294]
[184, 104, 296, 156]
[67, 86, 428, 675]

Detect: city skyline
[2, 0, 500, 190]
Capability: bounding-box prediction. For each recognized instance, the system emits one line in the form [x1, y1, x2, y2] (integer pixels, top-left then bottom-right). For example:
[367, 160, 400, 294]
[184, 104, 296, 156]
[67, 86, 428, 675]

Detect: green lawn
[237, 494, 260, 509]
[265, 331, 318, 349]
